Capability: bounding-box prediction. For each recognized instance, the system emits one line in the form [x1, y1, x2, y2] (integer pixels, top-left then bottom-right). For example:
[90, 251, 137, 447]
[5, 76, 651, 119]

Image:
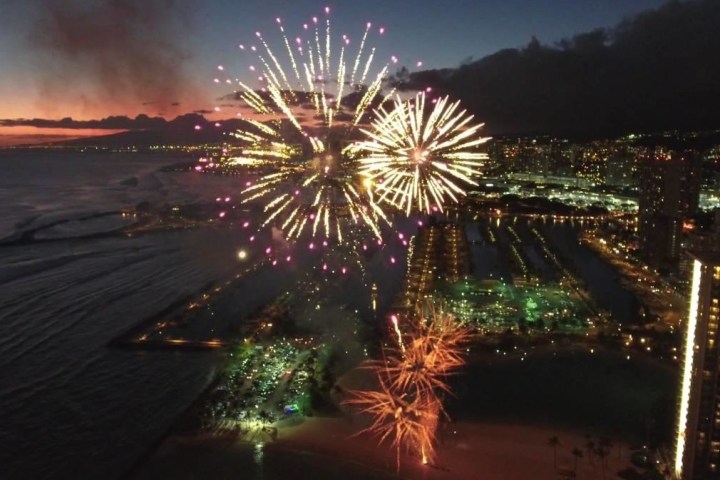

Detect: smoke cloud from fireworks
[28, 0, 199, 118]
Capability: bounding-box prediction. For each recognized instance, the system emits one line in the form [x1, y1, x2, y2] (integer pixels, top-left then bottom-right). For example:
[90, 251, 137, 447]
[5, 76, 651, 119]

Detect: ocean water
[0, 151, 406, 480]
[0, 152, 253, 479]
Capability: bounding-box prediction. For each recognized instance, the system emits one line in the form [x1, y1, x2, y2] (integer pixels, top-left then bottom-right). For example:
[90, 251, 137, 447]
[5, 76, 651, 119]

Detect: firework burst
[214, 8, 406, 243]
[345, 302, 470, 467]
[353, 92, 490, 215]
[345, 369, 441, 467]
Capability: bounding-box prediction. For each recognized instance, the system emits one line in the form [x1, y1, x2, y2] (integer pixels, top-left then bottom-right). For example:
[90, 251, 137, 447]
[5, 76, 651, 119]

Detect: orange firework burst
[345, 370, 441, 467]
[345, 302, 469, 468]
[376, 307, 469, 396]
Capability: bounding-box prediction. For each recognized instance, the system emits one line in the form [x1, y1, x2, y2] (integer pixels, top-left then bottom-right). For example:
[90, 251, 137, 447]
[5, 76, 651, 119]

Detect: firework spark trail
[256, 31, 294, 100]
[350, 22, 371, 88]
[390, 314, 405, 353]
[352, 64, 388, 126]
[345, 302, 470, 468]
[334, 46, 345, 115]
[276, 18, 301, 82]
[325, 8, 331, 83]
[354, 91, 490, 215]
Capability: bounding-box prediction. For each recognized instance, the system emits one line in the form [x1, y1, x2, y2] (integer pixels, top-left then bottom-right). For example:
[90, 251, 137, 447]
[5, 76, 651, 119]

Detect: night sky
[0, 0, 671, 120]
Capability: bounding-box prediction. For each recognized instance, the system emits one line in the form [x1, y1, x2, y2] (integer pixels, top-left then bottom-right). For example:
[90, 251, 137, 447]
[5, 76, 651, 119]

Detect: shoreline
[129, 415, 638, 480]
[120, 361, 226, 480]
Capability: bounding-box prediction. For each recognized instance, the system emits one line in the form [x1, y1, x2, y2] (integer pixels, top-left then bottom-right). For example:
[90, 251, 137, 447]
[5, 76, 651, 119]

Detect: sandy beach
[288, 414, 642, 478]
[128, 350, 662, 480]
[130, 416, 636, 480]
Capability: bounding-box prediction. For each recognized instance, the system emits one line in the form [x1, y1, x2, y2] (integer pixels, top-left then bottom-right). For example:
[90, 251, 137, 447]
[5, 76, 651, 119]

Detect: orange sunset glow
[0, 126, 126, 147]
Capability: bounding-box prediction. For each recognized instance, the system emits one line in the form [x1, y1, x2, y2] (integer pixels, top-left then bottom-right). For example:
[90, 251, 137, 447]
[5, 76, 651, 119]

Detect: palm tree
[599, 437, 612, 469]
[594, 446, 608, 479]
[600, 437, 620, 458]
[585, 439, 595, 465]
[571, 447, 583, 474]
[548, 436, 561, 468]
[611, 429, 622, 459]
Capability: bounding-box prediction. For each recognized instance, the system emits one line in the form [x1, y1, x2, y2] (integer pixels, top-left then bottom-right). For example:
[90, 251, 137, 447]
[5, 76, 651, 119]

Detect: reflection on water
[253, 442, 264, 470]
[0, 152, 267, 480]
[467, 217, 639, 324]
[0, 228, 236, 480]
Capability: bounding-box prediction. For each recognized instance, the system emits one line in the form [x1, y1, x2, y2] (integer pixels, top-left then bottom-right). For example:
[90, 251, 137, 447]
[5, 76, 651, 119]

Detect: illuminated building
[605, 154, 636, 187]
[674, 234, 720, 479]
[638, 148, 701, 271]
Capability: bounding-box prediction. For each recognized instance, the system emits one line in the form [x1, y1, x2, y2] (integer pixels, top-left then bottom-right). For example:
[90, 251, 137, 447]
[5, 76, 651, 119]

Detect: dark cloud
[218, 89, 319, 107]
[192, 109, 214, 115]
[394, 0, 720, 136]
[331, 111, 354, 122]
[28, 0, 199, 118]
[0, 114, 167, 130]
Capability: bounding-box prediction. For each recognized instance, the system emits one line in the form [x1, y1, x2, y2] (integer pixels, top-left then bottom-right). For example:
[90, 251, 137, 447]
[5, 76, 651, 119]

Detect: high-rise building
[605, 154, 636, 187]
[637, 148, 701, 271]
[674, 234, 720, 480]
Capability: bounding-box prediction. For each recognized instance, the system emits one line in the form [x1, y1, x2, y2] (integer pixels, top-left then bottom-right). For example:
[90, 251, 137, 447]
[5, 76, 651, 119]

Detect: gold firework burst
[215, 9, 403, 243]
[354, 92, 490, 215]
